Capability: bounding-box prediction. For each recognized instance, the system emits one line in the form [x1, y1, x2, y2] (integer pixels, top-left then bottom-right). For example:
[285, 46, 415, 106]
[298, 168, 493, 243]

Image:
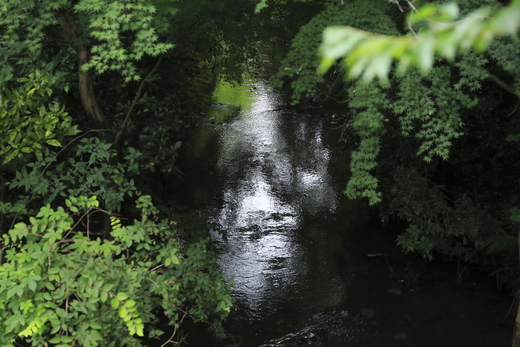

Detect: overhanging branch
[114, 54, 165, 146]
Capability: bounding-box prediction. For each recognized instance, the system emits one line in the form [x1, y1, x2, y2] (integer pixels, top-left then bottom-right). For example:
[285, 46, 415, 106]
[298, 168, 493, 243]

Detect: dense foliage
[0, 0, 325, 343]
[275, 0, 520, 282]
[0, 0, 261, 344]
[0, 195, 232, 347]
[4, 0, 518, 344]
[271, 0, 400, 103]
[272, 1, 520, 344]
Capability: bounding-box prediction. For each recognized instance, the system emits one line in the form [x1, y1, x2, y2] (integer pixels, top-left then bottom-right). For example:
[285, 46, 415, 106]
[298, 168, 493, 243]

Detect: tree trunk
[53, 9, 113, 143]
[54, 9, 114, 238]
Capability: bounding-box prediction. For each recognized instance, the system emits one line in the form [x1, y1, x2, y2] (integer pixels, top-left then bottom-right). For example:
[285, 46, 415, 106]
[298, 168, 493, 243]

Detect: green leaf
[116, 292, 128, 300]
[110, 298, 120, 309]
[100, 290, 108, 303]
[49, 336, 61, 344]
[90, 322, 102, 330]
[7, 287, 17, 299]
[46, 139, 61, 147]
[61, 336, 74, 343]
[28, 280, 37, 292]
[118, 305, 128, 319]
[171, 255, 180, 265]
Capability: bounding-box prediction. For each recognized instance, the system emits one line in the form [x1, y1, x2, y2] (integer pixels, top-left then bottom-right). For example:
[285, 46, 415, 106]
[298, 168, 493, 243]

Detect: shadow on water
[175, 80, 513, 347]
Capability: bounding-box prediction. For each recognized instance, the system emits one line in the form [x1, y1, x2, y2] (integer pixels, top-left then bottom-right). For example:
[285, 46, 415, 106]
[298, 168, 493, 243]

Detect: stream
[176, 79, 513, 347]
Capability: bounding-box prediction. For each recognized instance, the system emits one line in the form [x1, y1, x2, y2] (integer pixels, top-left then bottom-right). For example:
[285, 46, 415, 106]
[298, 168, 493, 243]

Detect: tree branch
[114, 54, 164, 146]
[486, 69, 520, 100]
[53, 9, 112, 142]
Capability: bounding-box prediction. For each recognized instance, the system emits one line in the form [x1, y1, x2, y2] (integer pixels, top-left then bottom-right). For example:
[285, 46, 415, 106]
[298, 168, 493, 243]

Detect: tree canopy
[274, 0, 520, 288]
[2, 0, 520, 344]
[319, 0, 520, 81]
[0, 0, 249, 345]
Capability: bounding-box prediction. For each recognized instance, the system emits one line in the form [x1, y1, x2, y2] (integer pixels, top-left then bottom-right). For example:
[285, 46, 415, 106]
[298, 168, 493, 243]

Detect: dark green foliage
[390, 166, 502, 261]
[272, 0, 400, 103]
[344, 81, 388, 205]
[319, 0, 518, 81]
[277, 0, 520, 285]
[8, 137, 139, 213]
[0, 71, 79, 164]
[0, 0, 174, 83]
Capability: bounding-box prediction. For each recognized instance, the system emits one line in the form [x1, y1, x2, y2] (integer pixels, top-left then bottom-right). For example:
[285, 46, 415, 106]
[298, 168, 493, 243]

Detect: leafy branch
[0, 196, 232, 347]
[114, 54, 165, 146]
[319, 0, 520, 81]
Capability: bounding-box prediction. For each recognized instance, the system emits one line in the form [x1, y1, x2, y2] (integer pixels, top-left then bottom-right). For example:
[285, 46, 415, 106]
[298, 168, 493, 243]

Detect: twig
[405, 0, 418, 12]
[147, 277, 159, 287]
[327, 95, 350, 104]
[160, 311, 189, 347]
[486, 69, 520, 100]
[506, 101, 520, 118]
[0, 57, 27, 65]
[408, 21, 419, 39]
[150, 264, 165, 272]
[392, 0, 404, 12]
[42, 129, 111, 175]
[114, 54, 164, 146]
[67, 207, 110, 239]
[384, 255, 399, 279]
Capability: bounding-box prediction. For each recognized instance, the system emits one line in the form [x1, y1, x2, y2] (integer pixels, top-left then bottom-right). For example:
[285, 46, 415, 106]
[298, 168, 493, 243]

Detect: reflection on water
[213, 82, 347, 324]
[180, 80, 359, 345]
[177, 80, 512, 347]
[216, 82, 339, 324]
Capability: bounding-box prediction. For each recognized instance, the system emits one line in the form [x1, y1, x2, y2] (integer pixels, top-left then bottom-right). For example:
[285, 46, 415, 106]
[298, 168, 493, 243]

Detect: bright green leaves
[0, 0, 176, 84]
[254, 0, 268, 13]
[108, 293, 144, 337]
[319, 1, 520, 82]
[110, 297, 120, 309]
[0, 195, 233, 347]
[0, 70, 79, 164]
[118, 298, 144, 337]
[319, 27, 415, 82]
[74, 0, 175, 81]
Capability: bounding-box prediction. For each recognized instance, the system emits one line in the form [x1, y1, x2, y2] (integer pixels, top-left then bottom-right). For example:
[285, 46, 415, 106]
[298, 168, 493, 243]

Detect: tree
[272, 0, 520, 343]
[274, 0, 520, 262]
[0, 1, 240, 343]
[0, 0, 175, 141]
[313, 0, 520, 345]
[319, 0, 520, 82]
[0, 71, 79, 164]
[0, 70, 80, 233]
[271, 0, 400, 103]
[0, 195, 232, 347]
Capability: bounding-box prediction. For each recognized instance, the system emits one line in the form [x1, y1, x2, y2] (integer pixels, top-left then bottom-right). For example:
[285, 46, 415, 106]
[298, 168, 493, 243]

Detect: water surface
[177, 80, 512, 347]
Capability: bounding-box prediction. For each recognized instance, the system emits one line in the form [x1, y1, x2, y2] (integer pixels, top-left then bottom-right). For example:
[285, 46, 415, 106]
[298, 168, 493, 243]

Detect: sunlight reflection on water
[179, 78, 513, 347]
[210, 82, 342, 321]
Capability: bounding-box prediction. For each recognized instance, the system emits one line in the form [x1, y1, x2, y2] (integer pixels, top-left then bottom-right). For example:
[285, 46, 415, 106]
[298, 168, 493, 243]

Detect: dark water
[176, 80, 513, 347]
